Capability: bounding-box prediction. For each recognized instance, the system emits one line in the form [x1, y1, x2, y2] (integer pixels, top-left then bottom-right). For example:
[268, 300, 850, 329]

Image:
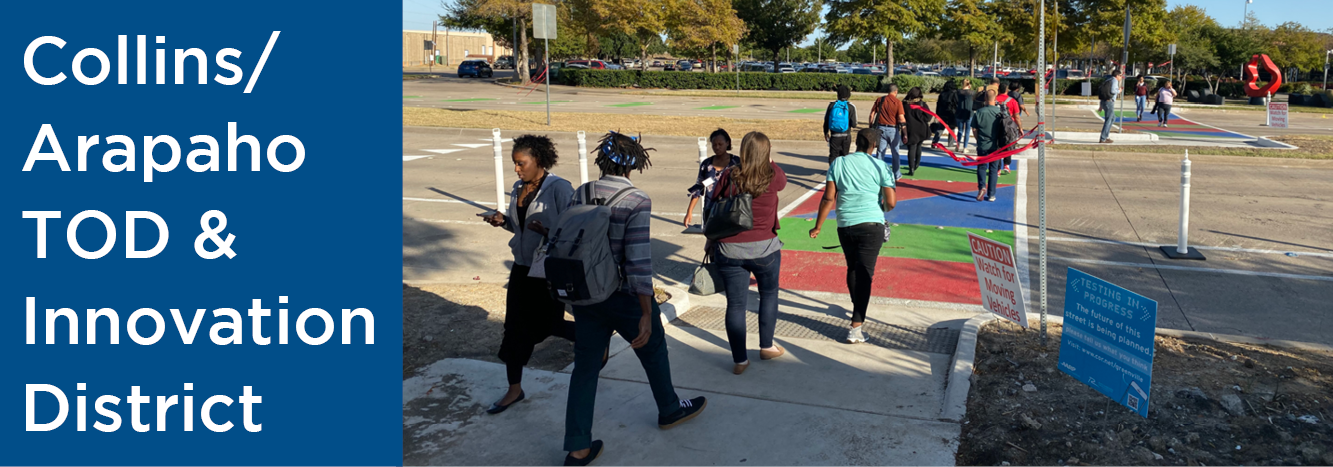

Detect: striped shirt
[573, 176, 654, 297]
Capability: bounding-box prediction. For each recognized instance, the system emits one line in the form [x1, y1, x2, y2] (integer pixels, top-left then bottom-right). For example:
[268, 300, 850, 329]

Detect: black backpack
[1098, 79, 1116, 101]
[937, 91, 958, 119]
[997, 105, 1024, 148]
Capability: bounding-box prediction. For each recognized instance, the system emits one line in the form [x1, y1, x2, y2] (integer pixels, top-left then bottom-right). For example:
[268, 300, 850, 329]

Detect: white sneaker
[846, 326, 867, 344]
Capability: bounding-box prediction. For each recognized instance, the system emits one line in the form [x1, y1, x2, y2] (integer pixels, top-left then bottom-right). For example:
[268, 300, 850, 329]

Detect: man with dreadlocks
[561, 132, 707, 466]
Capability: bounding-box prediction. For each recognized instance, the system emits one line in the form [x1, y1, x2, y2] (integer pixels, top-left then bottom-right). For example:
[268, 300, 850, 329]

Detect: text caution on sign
[967, 233, 1028, 327]
[1269, 102, 1288, 128]
[1058, 268, 1159, 418]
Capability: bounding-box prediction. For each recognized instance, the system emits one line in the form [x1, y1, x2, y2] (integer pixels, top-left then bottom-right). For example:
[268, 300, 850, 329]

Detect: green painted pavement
[607, 102, 654, 107]
[776, 218, 1014, 264]
[697, 105, 739, 110]
[788, 108, 824, 114]
[897, 164, 1017, 185]
[403, 95, 422, 98]
[442, 98, 499, 102]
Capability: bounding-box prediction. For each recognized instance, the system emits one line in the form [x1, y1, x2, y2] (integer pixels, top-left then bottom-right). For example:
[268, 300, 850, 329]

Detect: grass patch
[403, 107, 825, 140]
[788, 108, 825, 113]
[697, 105, 739, 110]
[624, 89, 886, 101]
[1049, 134, 1333, 159]
[402, 74, 435, 81]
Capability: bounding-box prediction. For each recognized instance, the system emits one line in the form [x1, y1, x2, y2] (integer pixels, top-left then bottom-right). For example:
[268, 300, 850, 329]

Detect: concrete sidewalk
[404, 291, 979, 465]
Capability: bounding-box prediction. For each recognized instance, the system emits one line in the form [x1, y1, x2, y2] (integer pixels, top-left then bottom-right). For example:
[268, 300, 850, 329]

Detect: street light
[1240, 0, 1253, 79]
[1324, 49, 1331, 92]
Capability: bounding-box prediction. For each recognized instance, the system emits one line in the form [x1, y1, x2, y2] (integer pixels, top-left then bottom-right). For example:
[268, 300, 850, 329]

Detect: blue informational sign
[1058, 268, 1158, 418]
[3, 1, 400, 464]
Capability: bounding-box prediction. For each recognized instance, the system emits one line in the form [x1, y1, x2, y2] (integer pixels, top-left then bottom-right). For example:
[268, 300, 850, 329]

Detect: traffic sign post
[1269, 100, 1288, 128]
[968, 233, 1029, 328]
[733, 43, 740, 96]
[1058, 268, 1159, 418]
[532, 3, 557, 126]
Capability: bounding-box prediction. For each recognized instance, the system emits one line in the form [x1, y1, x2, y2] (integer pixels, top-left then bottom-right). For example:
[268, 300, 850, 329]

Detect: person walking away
[933, 80, 959, 147]
[561, 132, 706, 466]
[823, 85, 858, 163]
[683, 128, 740, 227]
[480, 135, 578, 414]
[1134, 76, 1148, 122]
[1007, 82, 1029, 117]
[955, 80, 975, 154]
[972, 90, 1005, 202]
[808, 128, 897, 344]
[1155, 80, 1177, 128]
[994, 83, 1023, 175]
[869, 84, 907, 179]
[709, 132, 788, 375]
[1098, 69, 1123, 144]
[901, 86, 933, 177]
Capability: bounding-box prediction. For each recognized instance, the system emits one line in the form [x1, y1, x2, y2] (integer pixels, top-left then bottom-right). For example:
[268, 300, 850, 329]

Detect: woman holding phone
[683, 128, 740, 227]
[480, 134, 577, 414]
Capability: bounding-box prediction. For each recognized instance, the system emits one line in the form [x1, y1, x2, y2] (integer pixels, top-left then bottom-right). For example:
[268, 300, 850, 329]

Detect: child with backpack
[547, 132, 706, 466]
[823, 84, 859, 163]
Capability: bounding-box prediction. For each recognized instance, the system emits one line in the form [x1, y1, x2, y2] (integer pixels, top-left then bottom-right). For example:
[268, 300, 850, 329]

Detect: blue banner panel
[1, 1, 401, 464]
[1058, 268, 1158, 418]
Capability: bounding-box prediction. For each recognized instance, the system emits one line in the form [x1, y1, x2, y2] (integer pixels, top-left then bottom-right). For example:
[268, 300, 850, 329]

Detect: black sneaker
[563, 440, 603, 466]
[658, 396, 707, 429]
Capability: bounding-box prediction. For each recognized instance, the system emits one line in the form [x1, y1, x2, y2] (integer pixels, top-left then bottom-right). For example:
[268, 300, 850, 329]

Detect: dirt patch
[958, 321, 1333, 466]
[402, 283, 574, 379]
[404, 107, 827, 141]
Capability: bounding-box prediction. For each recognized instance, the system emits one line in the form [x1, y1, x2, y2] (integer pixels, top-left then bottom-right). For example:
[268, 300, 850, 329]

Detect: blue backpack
[829, 100, 850, 133]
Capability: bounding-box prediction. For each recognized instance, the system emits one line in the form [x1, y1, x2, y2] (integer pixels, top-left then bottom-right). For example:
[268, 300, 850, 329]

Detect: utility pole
[1051, 0, 1057, 124]
[431, 21, 437, 73]
[1119, 6, 1130, 134]
[1323, 50, 1330, 91]
[1240, 0, 1252, 79]
[1038, 0, 1049, 348]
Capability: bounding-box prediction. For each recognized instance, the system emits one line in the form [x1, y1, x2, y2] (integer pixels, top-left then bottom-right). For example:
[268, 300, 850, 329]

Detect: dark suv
[458, 60, 493, 78]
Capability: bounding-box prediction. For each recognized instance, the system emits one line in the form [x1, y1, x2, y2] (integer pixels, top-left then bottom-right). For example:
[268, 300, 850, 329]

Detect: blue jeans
[565, 292, 680, 451]
[1135, 95, 1146, 119]
[955, 114, 972, 149]
[715, 249, 782, 363]
[976, 149, 1001, 197]
[875, 124, 902, 175]
[1099, 99, 1116, 141]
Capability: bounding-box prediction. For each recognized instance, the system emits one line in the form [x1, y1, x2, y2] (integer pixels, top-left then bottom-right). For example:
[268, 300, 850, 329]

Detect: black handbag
[688, 253, 725, 296]
[703, 169, 753, 240]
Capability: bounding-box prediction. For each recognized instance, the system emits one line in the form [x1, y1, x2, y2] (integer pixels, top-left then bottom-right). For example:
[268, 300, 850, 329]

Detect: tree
[734, 0, 821, 72]
[824, 0, 944, 77]
[1268, 22, 1327, 73]
[574, 0, 670, 70]
[667, 0, 746, 72]
[1164, 4, 1218, 82]
[442, 0, 536, 84]
[938, 0, 1006, 77]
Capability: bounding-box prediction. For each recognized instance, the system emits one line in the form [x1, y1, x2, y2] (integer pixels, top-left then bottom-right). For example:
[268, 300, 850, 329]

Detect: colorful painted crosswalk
[1097, 109, 1251, 139]
[776, 159, 1018, 305]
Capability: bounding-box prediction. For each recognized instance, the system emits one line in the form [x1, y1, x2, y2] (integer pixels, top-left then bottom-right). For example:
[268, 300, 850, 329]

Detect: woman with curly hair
[480, 134, 576, 414]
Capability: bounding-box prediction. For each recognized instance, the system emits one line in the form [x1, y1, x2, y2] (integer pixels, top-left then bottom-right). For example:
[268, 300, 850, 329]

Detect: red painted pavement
[780, 249, 981, 304]
[788, 180, 1014, 216]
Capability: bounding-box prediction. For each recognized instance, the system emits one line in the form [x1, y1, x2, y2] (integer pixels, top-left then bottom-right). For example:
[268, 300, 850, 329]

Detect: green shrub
[560, 69, 881, 92]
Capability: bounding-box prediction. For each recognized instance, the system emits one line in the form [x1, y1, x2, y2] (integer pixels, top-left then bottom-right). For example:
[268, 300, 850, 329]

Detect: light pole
[1324, 49, 1331, 92]
[1240, 0, 1253, 79]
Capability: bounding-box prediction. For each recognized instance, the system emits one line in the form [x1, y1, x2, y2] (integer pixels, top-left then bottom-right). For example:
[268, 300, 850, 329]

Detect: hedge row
[560, 69, 883, 92]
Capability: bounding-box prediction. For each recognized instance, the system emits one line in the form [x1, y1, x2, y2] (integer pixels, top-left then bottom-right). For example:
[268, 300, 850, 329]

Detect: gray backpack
[542, 182, 641, 305]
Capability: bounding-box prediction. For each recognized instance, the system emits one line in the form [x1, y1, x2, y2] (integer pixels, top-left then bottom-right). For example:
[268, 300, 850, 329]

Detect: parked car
[458, 60, 494, 78]
[851, 68, 873, 75]
[651, 60, 663, 67]
[1052, 69, 1086, 80]
[913, 71, 941, 77]
[676, 60, 694, 71]
[493, 56, 514, 70]
[565, 59, 607, 70]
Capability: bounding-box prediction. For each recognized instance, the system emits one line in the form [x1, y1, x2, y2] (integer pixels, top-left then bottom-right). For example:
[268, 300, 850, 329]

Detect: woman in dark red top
[1134, 76, 1148, 122]
[710, 131, 788, 375]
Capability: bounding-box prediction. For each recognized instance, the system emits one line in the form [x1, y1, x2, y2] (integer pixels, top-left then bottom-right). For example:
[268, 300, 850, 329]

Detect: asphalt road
[403, 74, 1333, 138]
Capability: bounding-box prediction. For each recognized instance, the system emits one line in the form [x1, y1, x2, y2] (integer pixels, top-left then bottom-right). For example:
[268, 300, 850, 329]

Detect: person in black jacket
[823, 85, 859, 162]
[932, 80, 959, 147]
[954, 80, 975, 154]
[900, 86, 933, 177]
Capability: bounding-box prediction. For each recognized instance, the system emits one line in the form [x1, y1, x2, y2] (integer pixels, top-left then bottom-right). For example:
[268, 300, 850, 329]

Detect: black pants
[828, 134, 851, 163]
[498, 265, 576, 384]
[565, 292, 679, 451]
[836, 223, 885, 323]
[906, 141, 923, 173]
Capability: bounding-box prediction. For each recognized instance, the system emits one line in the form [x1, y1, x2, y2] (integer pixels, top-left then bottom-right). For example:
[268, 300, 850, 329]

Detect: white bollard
[1265, 92, 1272, 126]
[493, 128, 506, 214]
[698, 137, 708, 162]
[577, 131, 589, 185]
[1161, 149, 1205, 260]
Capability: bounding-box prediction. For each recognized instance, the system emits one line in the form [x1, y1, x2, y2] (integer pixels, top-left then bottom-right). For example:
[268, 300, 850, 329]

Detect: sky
[403, 0, 1333, 44]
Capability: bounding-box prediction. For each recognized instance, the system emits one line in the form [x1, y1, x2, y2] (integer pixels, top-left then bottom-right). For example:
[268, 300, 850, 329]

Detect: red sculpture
[1243, 54, 1282, 97]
